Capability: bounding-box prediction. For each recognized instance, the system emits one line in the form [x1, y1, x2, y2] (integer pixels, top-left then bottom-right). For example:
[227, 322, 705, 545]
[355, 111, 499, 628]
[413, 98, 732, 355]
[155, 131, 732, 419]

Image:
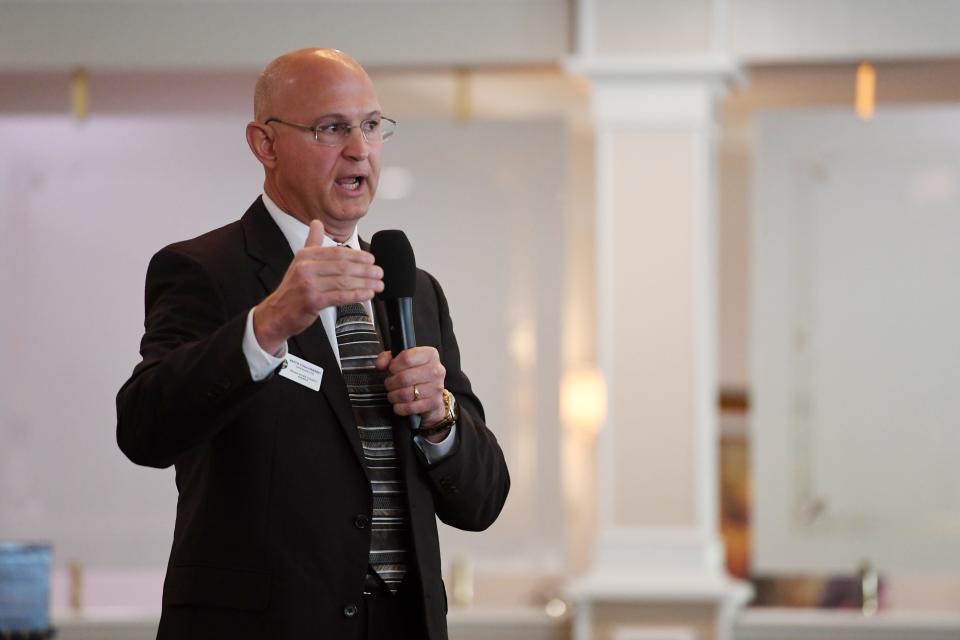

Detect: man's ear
[246, 121, 277, 168]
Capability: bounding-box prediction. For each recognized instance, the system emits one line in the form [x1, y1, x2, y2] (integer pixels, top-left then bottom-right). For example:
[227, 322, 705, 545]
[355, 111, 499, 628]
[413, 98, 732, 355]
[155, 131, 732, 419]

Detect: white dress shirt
[240, 192, 455, 461]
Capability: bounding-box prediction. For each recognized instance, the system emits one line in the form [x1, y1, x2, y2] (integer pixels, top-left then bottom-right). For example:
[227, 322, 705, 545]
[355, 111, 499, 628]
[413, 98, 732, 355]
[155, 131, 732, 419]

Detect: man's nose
[342, 127, 369, 159]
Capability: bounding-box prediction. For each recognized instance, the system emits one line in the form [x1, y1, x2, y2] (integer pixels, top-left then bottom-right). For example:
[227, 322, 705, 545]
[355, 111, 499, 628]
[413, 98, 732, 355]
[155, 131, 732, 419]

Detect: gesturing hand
[253, 220, 383, 354]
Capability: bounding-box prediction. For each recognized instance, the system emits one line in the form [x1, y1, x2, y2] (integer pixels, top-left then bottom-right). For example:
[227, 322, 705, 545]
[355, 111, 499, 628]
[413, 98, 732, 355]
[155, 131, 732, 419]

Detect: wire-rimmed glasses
[264, 116, 397, 146]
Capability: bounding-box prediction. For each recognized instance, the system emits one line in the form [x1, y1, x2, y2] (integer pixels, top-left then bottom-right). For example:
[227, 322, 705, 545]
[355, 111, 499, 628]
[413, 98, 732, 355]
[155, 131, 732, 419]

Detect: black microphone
[370, 230, 420, 430]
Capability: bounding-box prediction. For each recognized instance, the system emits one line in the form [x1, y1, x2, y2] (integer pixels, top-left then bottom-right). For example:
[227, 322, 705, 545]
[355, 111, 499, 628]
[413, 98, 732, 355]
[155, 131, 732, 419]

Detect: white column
[588, 63, 732, 577]
[566, 2, 751, 637]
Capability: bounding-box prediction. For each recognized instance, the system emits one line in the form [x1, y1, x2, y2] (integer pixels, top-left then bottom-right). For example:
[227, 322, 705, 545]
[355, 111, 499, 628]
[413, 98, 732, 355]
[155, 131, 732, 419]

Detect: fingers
[286, 246, 384, 310]
[307, 287, 379, 309]
[382, 347, 446, 418]
[305, 220, 325, 247]
[385, 380, 443, 408]
[295, 255, 383, 281]
[385, 346, 441, 377]
[296, 245, 378, 269]
[299, 223, 378, 271]
[293, 247, 381, 290]
[257, 230, 386, 343]
[389, 386, 446, 420]
[375, 351, 393, 371]
[380, 351, 451, 427]
[383, 349, 443, 390]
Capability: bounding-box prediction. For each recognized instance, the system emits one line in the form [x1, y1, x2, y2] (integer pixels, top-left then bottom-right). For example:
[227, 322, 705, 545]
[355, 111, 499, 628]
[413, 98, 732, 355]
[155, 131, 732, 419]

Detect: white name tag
[278, 353, 324, 391]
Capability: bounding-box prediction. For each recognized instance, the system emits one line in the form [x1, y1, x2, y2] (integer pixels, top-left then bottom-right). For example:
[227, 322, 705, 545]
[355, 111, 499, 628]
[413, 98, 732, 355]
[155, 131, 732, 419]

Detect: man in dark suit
[116, 48, 510, 640]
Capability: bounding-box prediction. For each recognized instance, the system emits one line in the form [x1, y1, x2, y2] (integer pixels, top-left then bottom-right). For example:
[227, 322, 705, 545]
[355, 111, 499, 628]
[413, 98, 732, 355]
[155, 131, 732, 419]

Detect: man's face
[266, 60, 382, 233]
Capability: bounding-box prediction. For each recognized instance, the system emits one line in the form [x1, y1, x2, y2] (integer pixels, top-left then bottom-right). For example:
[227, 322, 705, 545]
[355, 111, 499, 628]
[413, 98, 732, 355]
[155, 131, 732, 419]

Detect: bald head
[253, 48, 369, 122]
[246, 48, 384, 239]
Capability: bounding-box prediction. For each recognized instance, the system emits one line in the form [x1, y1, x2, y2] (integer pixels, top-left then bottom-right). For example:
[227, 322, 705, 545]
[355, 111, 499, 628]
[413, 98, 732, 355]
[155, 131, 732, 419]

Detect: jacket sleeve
[421, 274, 511, 531]
[116, 247, 269, 469]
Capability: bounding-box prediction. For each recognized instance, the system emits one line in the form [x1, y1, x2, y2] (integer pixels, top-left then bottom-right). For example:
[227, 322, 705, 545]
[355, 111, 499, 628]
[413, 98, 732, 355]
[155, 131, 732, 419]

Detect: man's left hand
[377, 348, 448, 440]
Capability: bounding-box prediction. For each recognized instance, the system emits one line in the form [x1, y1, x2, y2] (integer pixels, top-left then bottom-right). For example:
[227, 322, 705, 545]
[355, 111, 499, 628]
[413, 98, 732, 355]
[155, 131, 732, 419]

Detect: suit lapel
[241, 199, 367, 474]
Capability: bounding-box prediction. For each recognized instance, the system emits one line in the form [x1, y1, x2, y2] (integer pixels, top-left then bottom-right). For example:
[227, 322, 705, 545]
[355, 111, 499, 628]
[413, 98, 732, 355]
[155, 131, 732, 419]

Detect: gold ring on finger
[413, 385, 421, 401]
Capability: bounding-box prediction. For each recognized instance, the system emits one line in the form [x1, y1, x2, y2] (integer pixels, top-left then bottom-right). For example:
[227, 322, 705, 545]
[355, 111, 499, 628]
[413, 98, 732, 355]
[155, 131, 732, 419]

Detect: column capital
[567, 53, 744, 87]
[566, 55, 744, 126]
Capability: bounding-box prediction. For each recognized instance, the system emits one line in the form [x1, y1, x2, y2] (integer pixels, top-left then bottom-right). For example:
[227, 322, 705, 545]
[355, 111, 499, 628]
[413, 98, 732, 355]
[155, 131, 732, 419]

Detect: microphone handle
[387, 297, 420, 431]
[389, 298, 416, 355]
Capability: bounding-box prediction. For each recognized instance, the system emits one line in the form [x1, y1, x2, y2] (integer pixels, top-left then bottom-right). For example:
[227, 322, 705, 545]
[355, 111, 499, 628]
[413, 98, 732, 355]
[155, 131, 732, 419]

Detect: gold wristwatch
[419, 389, 458, 436]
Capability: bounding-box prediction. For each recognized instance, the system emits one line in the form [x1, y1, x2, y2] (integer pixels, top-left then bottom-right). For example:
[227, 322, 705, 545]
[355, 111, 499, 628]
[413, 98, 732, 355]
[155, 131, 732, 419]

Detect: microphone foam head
[370, 230, 417, 300]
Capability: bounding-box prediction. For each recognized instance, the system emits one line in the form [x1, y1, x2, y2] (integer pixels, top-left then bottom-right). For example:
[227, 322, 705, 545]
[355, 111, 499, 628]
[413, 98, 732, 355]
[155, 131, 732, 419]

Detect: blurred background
[1, 1, 959, 639]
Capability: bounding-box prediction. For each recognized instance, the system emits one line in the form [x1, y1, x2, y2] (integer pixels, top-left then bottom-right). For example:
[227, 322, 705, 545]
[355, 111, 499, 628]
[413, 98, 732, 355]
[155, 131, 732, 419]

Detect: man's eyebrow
[314, 110, 383, 122]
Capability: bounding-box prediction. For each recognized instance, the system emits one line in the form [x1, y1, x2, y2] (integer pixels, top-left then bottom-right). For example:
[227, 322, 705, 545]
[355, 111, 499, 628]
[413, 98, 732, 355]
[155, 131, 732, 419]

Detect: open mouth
[336, 175, 364, 191]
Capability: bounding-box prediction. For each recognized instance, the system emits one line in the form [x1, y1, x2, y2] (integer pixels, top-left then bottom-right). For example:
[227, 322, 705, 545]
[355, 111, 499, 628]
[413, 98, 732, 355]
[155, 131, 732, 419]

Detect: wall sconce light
[71, 67, 89, 122]
[560, 367, 607, 437]
[855, 61, 875, 121]
[508, 320, 537, 372]
[454, 67, 472, 123]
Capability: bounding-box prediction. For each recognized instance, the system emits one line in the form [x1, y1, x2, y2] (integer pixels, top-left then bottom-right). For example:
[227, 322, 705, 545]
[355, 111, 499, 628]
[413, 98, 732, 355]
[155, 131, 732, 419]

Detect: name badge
[278, 353, 324, 391]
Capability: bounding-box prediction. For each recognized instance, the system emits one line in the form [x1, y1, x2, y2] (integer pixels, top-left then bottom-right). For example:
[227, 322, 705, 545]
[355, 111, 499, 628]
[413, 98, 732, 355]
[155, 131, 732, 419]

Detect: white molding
[735, 608, 960, 640]
[694, 112, 721, 543]
[567, 570, 751, 605]
[566, 54, 745, 88]
[567, 56, 743, 128]
[568, 571, 751, 640]
[54, 607, 572, 640]
[614, 627, 696, 640]
[575, 0, 596, 58]
[590, 528, 727, 576]
[574, 600, 593, 640]
[594, 125, 617, 532]
[710, 0, 730, 53]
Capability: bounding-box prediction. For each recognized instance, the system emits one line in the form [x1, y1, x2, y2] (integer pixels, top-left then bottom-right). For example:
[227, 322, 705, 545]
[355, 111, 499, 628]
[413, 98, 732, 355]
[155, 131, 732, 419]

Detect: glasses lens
[378, 118, 396, 142]
[312, 119, 396, 146]
[316, 123, 345, 146]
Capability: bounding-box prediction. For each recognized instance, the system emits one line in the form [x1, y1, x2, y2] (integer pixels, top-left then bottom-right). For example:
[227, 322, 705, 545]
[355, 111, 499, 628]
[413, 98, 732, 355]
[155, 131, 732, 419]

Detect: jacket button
[343, 603, 359, 618]
[354, 514, 369, 529]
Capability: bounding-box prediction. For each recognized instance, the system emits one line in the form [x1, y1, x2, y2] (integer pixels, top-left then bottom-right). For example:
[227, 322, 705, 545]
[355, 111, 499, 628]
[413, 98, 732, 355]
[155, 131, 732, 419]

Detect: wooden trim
[719, 388, 749, 414]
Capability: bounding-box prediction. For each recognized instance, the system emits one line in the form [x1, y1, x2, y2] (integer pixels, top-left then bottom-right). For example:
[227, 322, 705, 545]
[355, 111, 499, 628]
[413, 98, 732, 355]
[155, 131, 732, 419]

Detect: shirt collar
[261, 191, 360, 253]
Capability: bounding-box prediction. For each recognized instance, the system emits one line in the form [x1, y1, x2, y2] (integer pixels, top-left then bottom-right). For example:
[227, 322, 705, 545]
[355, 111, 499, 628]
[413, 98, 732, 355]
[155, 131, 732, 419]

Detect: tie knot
[336, 302, 367, 320]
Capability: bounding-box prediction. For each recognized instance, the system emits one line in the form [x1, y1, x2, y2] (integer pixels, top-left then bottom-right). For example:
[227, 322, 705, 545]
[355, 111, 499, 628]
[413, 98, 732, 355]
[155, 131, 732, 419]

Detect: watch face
[444, 390, 457, 421]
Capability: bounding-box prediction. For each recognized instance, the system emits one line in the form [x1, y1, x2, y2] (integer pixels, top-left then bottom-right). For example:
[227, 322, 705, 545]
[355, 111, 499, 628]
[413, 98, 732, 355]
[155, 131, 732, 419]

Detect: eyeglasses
[264, 116, 397, 146]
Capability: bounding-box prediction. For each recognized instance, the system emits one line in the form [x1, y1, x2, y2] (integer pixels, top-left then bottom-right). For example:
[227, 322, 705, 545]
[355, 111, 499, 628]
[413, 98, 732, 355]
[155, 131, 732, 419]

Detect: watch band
[418, 389, 457, 436]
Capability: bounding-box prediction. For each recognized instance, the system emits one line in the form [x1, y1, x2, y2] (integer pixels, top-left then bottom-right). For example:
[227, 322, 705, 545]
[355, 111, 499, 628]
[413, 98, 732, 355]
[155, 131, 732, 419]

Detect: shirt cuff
[413, 424, 457, 465]
[243, 307, 287, 381]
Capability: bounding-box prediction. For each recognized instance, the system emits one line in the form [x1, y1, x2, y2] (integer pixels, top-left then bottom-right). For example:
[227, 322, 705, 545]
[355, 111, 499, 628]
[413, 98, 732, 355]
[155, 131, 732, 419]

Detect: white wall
[5, 0, 960, 73]
[0, 114, 258, 568]
[0, 0, 570, 70]
[751, 105, 960, 573]
[0, 76, 569, 582]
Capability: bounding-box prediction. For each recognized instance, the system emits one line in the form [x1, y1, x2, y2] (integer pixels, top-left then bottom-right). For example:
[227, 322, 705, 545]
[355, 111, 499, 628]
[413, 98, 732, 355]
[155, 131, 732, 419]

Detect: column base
[591, 529, 727, 575]
[567, 531, 752, 640]
[568, 572, 751, 640]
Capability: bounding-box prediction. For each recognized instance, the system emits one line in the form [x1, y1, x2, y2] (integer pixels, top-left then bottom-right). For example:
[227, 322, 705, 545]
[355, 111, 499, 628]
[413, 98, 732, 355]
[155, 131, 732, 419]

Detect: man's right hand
[252, 220, 383, 354]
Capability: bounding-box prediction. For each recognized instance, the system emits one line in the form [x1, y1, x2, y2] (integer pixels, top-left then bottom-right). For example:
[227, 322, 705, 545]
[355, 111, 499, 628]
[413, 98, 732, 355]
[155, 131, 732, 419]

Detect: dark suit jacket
[116, 198, 510, 640]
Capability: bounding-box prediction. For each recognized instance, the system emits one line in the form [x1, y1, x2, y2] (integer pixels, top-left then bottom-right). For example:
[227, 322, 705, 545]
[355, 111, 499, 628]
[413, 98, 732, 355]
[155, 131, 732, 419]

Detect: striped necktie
[335, 302, 409, 594]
